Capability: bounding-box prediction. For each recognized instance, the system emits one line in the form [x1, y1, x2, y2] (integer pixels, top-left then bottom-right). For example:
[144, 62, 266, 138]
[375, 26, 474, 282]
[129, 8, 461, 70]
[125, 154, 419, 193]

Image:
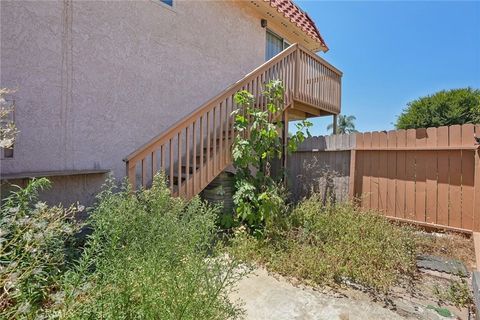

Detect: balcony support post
[282, 109, 289, 185]
[332, 114, 338, 135]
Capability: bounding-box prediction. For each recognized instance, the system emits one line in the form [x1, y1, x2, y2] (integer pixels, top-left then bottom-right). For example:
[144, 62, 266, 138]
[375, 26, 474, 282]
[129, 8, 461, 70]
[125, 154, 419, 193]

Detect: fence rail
[290, 124, 480, 233]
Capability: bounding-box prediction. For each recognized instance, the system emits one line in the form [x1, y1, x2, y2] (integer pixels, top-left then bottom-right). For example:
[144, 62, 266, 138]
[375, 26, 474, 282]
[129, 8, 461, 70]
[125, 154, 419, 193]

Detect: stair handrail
[124, 43, 299, 163]
[124, 43, 342, 198]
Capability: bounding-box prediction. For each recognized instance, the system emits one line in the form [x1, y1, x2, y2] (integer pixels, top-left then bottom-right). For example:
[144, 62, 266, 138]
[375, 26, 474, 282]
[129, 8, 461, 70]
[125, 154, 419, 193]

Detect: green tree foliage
[327, 114, 357, 134]
[396, 88, 480, 129]
[231, 80, 311, 230]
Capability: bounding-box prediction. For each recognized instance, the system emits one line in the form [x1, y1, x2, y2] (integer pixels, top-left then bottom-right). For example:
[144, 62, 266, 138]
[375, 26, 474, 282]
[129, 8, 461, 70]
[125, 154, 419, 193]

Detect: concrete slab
[473, 232, 480, 271]
[229, 268, 404, 320]
[473, 271, 480, 320]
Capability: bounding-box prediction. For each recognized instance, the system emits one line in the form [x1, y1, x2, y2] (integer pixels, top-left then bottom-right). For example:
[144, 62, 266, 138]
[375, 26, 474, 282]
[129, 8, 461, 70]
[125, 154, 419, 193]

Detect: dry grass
[414, 231, 475, 270]
[230, 198, 417, 293]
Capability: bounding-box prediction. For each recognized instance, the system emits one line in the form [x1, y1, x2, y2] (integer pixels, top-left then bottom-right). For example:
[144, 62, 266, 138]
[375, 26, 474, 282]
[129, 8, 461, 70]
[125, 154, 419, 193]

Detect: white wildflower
[34, 231, 45, 242]
[32, 267, 43, 275]
[34, 202, 47, 210]
[18, 302, 31, 314]
[50, 291, 65, 306]
[9, 206, 19, 214]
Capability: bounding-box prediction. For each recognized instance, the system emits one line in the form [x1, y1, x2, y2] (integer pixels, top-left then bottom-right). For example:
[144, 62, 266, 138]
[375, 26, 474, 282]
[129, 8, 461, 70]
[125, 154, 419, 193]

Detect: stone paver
[416, 255, 468, 276]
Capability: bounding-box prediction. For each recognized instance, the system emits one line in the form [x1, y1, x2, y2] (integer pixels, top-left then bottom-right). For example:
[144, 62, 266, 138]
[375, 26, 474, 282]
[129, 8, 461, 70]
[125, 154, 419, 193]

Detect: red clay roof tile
[265, 0, 328, 51]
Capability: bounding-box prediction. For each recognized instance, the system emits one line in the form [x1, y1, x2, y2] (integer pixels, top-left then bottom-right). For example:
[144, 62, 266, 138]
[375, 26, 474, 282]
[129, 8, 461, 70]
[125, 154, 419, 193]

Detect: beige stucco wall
[0, 173, 107, 210]
[1, 0, 270, 183]
[1, 0, 316, 207]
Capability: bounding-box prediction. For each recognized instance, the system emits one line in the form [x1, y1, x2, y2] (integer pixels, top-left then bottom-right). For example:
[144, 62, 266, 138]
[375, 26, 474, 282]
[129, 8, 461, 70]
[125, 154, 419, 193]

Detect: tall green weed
[60, 174, 244, 319]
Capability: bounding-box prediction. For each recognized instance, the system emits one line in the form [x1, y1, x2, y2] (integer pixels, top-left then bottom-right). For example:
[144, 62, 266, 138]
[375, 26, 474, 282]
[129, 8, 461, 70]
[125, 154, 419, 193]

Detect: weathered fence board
[288, 134, 354, 203]
[462, 125, 475, 231]
[396, 130, 407, 219]
[425, 127, 437, 224]
[290, 124, 480, 232]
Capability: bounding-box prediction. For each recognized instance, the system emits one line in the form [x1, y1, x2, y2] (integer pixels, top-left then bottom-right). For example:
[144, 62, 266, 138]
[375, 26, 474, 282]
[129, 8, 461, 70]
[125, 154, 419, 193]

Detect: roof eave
[317, 43, 329, 53]
[265, 0, 329, 52]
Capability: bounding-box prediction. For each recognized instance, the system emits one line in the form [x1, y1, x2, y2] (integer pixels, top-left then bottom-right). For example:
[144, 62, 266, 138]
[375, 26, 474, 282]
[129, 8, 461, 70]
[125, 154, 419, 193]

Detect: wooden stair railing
[124, 44, 342, 199]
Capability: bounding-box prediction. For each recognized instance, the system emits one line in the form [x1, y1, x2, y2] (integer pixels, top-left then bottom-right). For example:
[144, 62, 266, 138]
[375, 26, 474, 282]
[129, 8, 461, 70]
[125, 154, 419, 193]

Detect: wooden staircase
[124, 44, 342, 199]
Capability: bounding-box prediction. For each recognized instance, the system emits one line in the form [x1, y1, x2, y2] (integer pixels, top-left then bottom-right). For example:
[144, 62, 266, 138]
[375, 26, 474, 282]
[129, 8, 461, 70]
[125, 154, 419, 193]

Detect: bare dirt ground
[415, 231, 475, 270]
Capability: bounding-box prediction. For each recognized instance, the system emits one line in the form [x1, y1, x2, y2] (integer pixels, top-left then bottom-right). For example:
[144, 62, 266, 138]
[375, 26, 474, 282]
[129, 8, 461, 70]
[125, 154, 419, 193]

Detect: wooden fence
[287, 134, 355, 203]
[290, 124, 480, 233]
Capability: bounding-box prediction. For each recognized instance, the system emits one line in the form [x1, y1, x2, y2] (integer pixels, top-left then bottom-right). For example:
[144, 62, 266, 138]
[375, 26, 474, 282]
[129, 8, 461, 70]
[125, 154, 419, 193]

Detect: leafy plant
[231, 80, 311, 229]
[59, 174, 245, 319]
[426, 305, 453, 318]
[396, 87, 480, 129]
[0, 178, 83, 319]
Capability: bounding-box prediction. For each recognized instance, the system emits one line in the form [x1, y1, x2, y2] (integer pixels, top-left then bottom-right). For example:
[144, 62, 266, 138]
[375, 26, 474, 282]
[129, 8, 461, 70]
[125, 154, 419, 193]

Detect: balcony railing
[125, 44, 342, 198]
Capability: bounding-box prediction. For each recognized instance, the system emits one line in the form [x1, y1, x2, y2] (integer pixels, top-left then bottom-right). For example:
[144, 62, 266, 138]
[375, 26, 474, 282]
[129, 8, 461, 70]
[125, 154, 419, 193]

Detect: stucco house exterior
[0, 0, 342, 206]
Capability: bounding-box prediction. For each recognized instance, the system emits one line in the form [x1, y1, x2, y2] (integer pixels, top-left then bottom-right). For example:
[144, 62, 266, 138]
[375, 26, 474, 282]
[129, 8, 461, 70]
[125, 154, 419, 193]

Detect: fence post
[349, 149, 356, 200]
[474, 146, 480, 232]
[348, 133, 358, 201]
[472, 125, 480, 231]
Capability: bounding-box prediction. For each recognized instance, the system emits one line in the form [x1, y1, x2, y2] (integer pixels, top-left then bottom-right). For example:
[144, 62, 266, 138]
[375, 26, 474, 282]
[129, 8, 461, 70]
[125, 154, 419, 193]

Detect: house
[0, 0, 342, 206]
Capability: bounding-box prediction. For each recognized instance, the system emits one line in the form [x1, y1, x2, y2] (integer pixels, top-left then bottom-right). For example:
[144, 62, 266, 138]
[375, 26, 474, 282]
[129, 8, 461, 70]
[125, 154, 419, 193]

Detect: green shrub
[59, 174, 244, 319]
[231, 195, 416, 292]
[396, 87, 480, 129]
[0, 178, 83, 319]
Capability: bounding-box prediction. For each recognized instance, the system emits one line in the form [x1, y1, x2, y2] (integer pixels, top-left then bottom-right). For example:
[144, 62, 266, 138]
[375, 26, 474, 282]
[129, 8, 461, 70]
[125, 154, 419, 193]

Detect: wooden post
[474, 145, 480, 231]
[349, 149, 356, 200]
[126, 160, 136, 190]
[332, 115, 338, 135]
[282, 110, 289, 185]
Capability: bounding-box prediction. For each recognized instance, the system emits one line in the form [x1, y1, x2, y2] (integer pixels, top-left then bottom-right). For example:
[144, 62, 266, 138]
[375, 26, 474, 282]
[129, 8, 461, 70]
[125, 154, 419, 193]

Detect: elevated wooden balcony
[124, 44, 342, 198]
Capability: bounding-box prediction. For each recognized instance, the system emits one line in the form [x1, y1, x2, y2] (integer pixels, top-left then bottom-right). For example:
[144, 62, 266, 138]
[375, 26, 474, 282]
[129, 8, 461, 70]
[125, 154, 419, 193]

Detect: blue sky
[297, 0, 480, 136]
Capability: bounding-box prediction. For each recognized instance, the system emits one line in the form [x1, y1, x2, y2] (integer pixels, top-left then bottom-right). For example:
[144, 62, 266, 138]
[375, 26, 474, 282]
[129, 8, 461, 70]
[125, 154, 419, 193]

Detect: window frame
[152, 0, 176, 12]
[160, 0, 173, 7]
[265, 29, 291, 61]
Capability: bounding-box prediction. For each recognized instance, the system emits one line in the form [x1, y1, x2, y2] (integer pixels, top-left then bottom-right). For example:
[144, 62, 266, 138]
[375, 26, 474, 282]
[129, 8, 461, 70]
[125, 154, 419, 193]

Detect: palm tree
[327, 114, 357, 134]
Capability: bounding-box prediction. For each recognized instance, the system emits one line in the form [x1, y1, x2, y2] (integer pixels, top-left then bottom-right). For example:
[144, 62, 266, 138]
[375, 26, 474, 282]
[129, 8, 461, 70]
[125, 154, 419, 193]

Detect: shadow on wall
[0, 173, 108, 218]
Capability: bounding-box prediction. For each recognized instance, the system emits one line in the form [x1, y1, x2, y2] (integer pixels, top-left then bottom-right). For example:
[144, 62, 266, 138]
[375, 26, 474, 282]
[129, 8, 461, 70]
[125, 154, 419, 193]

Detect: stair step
[211, 136, 230, 143]
[181, 165, 198, 174]
[169, 173, 188, 185]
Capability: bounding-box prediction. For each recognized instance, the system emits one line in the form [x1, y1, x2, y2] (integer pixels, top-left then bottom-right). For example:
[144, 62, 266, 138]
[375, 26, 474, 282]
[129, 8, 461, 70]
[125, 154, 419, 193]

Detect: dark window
[265, 30, 289, 61]
[161, 0, 173, 6]
[2, 147, 13, 158]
